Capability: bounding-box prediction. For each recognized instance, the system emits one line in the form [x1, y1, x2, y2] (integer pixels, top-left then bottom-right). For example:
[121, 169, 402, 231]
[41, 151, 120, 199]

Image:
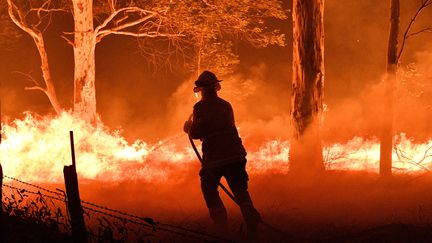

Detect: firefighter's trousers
[199, 160, 261, 237]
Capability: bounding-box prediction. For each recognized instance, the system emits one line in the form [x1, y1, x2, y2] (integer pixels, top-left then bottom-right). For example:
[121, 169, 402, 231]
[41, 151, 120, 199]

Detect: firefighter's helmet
[193, 71, 222, 92]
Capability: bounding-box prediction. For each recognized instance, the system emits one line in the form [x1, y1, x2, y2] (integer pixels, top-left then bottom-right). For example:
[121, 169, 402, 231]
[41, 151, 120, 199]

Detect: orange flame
[1, 113, 431, 183]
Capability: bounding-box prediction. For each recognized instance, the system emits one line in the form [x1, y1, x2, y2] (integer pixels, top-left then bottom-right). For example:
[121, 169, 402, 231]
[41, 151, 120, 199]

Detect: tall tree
[7, 0, 64, 114]
[380, 0, 432, 176]
[71, 0, 181, 122]
[380, 0, 400, 176]
[7, 0, 286, 122]
[72, 0, 96, 121]
[290, 0, 325, 173]
[7, 0, 182, 121]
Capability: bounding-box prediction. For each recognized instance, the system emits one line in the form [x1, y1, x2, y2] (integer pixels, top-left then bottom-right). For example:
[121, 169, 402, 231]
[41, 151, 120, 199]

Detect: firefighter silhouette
[184, 71, 261, 240]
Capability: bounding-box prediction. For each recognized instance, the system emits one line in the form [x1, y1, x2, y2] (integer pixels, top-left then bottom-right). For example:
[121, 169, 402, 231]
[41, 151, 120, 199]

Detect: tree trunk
[33, 35, 63, 114]
[380, 0, 399, 176]
[290, 0, 325, 173]
[196, 33, 204, 77]
[72, 0, 97, 122]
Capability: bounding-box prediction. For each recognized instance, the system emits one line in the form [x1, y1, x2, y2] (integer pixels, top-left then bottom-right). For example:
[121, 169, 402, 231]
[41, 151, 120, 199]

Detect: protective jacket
[189, 95, 246, 168]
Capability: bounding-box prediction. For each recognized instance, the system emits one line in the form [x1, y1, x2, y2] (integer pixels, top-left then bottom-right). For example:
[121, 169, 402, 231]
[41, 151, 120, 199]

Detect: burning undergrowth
[0, 111, 194, 182]
[1, 111, 432, 184]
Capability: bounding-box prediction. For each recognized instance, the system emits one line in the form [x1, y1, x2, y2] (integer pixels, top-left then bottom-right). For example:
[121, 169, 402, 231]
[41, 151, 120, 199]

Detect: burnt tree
[381, 0, 400, 176]
[380, 0, 432, 176]
[290, 0, 325, 173]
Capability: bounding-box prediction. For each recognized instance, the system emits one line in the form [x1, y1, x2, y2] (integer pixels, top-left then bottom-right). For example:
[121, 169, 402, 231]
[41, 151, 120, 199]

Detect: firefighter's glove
[183, 120, 192, 134]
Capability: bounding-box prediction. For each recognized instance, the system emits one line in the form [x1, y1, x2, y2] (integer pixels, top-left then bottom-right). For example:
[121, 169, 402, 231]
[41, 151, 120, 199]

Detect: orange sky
[1, 0, 432, 142]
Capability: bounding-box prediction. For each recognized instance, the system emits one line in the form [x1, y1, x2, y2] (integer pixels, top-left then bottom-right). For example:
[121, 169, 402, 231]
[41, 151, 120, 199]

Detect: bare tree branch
[95, 13, 158, 42]
[12, 71, 41, 86]
[103, 30, 183, 38]
[95, 7, 159, 34]
[113, 15, 129, 26]
[393, 137, 432, 172]
[397, 0, 432, 62]
[7, 0, 63, 113]
[24, 86, 47, 94]
[60, 34, 74, 46]
[407, 26, 432, 38]
[93, 5, 184, 44]
[108, 0, 117, 13]
[30, 7, 67, 15]
[12, 71, 48, 94]
[7, 0, 41, 41]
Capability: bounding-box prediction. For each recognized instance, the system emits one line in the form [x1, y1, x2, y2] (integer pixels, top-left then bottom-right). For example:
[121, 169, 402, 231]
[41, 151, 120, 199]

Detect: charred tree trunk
[380, 0, 400, 176]
[73, 0, 97, 122]
[290, 0, 325, 173]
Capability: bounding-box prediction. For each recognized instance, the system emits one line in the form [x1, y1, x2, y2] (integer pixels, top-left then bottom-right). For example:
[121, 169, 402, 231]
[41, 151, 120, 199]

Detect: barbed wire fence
[1, 174, 232, 242]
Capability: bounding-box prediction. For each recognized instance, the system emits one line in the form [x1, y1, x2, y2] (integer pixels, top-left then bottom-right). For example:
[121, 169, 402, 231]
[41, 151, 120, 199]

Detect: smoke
[2, 1, 432, 239]
[71, 171, 432, 234]
[322, 44, 432, 144]
[394, 49, 432, 141]
[2, 0, 431, 147]
[162, 63, 292, 149]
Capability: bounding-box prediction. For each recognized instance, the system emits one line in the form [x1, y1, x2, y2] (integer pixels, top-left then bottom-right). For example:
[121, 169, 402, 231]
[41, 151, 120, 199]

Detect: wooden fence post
[1, 84, 3, 239]
[64, 131, 87, 243]
[0, 163, 3, 237]
[0, 164, 2, 214]
[0, 111, 2, 216]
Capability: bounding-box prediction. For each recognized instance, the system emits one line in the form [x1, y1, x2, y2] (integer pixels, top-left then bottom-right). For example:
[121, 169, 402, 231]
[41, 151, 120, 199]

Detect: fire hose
[187, 132, 239, 204]
[186, 116, 287, 238]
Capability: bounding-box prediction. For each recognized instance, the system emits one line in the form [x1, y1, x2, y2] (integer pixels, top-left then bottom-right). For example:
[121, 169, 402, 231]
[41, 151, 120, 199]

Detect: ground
[57, 168, 432, 242]
[2, 214, 71, 242]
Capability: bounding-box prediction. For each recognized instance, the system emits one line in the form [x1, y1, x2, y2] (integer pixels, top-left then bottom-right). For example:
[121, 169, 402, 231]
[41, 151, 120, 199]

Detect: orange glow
[1, 112, 431, 183]
[0, 112, 194, 182]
